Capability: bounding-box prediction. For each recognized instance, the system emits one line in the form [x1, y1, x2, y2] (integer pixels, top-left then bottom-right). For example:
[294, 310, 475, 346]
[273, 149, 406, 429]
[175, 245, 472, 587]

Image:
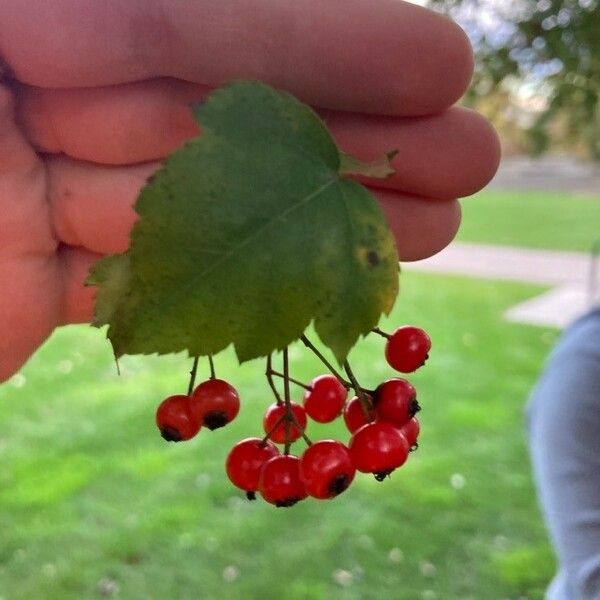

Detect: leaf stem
[300, 335, 350, 387]
[187, 356, 200, 396]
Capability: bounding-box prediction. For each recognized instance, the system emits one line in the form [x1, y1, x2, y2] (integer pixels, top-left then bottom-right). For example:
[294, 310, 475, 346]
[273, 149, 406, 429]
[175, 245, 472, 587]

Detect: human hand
[0, 0, 500, 381]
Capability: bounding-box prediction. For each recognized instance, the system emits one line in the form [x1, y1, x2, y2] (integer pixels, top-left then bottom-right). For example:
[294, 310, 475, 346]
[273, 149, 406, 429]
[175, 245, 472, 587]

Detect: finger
[324, 107, 500, 200]
[16, 79, 206, 165]
[377, 190, 461, 262]
[47, 156, 152, 255]
[1, 0, 472, 115]
[48, 155, 459, 261]
[22, 79, 498, 199]
[0, 85, 55, 255]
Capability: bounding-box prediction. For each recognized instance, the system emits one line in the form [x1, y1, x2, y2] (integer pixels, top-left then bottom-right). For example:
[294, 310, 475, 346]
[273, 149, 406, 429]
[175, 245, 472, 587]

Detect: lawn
[0, 271, 559, 599]
[458, 189, 600, 252]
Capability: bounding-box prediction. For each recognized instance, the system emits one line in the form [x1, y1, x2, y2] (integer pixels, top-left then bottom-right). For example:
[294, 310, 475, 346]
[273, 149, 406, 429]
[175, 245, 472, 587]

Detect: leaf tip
[338, 150, 398, 179]
[386, 149, 399, 162]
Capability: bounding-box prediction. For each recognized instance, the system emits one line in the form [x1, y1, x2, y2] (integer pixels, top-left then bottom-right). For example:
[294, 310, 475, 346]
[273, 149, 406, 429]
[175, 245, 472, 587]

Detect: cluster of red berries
[155, 325, 431, 508]
[155, 378, 240, 441]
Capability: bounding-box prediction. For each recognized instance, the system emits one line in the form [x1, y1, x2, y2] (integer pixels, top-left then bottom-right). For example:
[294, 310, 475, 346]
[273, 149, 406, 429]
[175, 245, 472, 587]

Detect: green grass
[458, 189, 600, 252]
[0, 272, 559, 599]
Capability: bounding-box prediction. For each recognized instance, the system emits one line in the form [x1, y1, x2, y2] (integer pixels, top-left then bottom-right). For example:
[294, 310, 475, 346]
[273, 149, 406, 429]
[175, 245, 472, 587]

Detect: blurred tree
[428, 0, 599, 159]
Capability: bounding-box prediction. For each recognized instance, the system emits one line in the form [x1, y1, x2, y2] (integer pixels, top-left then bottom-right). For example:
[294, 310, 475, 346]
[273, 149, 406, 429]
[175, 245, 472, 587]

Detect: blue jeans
[526, 308, 600, 599]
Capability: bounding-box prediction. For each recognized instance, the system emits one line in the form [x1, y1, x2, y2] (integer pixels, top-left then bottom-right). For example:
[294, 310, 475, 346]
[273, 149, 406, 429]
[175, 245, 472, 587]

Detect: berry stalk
[187, 356, 200, 396]
[343, 360, 374, 422]
[266, 354, 283, 406]
[283, 347, 292, 454]
[261, 412, 287, 445]
[268, 370, 311, 390]
[371, 327, 390, 339]
[300, 335, 350, 387]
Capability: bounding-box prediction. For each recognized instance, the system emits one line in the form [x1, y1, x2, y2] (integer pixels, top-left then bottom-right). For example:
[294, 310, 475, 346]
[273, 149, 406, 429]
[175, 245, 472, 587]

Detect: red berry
[300, 440, 355, 499]
[303, 375, 348, 423]
[258, 455, 307, 507]
[374, 378, 419, 427]
[155, 395, 200, 442]
[263, 402, 307, 444]
[385, 326, 431, 373]
[349, 422, 409, 479]
[343, 395, 376, 433]
[400, 417, 420, 450]
[226, 437, 280, 500]
[190, 379, 240, 430]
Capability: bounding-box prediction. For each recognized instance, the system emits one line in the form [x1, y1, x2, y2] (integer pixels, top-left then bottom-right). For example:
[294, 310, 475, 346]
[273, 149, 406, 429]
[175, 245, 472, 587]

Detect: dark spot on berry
[275, 497, 301, 508]
[246, 491, 256, 501]
[367, 251, 380, 266]
[146, 174, 156, 185]
[410, 399, 421, 417]
[409, 442, 419, 453]
[203, 411, 229, 430]
[374, 469, 394, 482]
[328, 474, 351, 497]
[160, 426, 182, 442]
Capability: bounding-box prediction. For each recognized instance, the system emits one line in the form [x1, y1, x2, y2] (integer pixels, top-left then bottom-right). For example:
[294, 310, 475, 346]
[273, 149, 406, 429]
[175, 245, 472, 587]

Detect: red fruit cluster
[155, 378, 240, 442]
[152, 327, 429, 506]
[345, 377, 421, 480]
[222, 325, 431, 507]
[227, 437, 355, 506]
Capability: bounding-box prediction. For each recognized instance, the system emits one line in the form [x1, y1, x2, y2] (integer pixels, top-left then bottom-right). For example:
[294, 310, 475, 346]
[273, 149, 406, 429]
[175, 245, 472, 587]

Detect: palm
[0, 0, 500, 382]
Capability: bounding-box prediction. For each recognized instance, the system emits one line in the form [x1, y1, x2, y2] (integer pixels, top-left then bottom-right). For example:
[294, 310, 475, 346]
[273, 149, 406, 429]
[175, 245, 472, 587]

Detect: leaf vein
[138, 176, 339, 314]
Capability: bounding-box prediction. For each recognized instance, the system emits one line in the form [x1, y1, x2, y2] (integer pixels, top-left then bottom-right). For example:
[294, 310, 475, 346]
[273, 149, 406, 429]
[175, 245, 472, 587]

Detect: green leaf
[85, 254, 131, 327]
[90, 81, 399, 363]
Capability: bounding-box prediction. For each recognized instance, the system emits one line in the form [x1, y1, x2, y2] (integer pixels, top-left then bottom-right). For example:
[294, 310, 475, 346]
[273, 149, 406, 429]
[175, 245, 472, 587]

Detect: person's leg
[526, 308, 600, 599]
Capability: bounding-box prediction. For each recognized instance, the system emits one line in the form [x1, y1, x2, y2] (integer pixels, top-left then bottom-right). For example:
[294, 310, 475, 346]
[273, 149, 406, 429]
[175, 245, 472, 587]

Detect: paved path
[488, 156, 600, 196]
[405, 242, 599, 329]
[405, 155, 600, 327]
